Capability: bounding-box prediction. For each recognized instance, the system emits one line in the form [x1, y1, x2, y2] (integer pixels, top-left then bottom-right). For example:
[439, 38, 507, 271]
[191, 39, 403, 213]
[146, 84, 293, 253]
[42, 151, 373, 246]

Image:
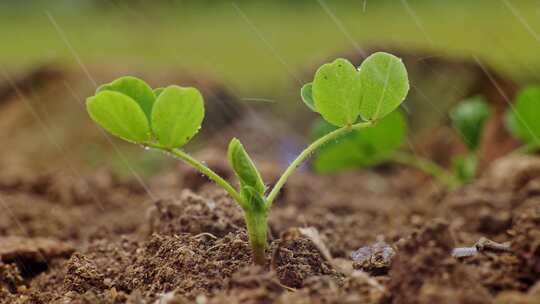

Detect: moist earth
[0, 153, 539, 303]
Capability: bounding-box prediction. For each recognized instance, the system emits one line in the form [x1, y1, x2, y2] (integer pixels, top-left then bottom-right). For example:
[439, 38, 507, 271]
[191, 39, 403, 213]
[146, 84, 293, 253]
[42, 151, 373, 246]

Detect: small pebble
[103, 278, 112, 286]
[351, 240, 395, 275]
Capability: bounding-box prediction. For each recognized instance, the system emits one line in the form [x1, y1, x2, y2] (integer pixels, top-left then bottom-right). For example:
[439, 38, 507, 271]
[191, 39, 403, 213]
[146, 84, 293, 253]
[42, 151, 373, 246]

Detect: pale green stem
[244, 210, 268, 265]
[392, 151, 461, 189]
[145, 143, 244, 205]
[265, 121, 374, 207]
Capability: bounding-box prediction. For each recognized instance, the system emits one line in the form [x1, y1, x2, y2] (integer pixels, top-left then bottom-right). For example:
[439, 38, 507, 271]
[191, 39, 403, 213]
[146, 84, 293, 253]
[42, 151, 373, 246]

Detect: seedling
[505, 86, 540, 154]
[86, 52, 409, 265]
[309, 111, 408, 174]
[449, 96, 491, 182]
[309, 113, 461, 188]
[309, 96, 492, 187]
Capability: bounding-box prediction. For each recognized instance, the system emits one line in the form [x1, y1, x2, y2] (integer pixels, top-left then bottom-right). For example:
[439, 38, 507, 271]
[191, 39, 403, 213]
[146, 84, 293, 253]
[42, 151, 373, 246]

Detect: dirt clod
[0, 236, 74, 263]
[271, 235, 336, 288]
[0, 262, 24, 293]
[352, 240, 395, 275]
[510, 205, 540, 287]
[64, 253, 106, 294]
[389, 219, 492, 304]
[208, 266, 287, 304]
[0, 236, 74, 280]
[147, 190, 245, 238]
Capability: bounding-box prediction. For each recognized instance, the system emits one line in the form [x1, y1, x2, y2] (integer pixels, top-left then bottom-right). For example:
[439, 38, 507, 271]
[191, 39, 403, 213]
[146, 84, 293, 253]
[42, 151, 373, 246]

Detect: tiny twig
[475, 237, 512, 252]
[452, 237, 512, 258]
[193, 232, 218, 240]
[273, 279, 297, 292]
[451, 246, 477, 258]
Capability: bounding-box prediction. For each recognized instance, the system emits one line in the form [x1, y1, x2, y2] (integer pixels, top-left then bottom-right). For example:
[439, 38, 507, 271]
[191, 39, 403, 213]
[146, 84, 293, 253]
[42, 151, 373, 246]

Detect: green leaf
[228, 138, 265, 195]
[505, 86, 540, 145]
[450, 96, 491, 151]
[154, 87, 165, 98]
[97, 76, 156, 120]
[312, 111, 408, 173]
[312, 58, 362, 127]
[358, 52, 409, 121]
[151, 85, 205, 148]
[301, 82, 317, 112]
[241, 185, 267, 213]
[96, 83, 113, 92]
[312, 137, 367, 173]
[87, 91, 151, 143]
[453, 153, 478, 183]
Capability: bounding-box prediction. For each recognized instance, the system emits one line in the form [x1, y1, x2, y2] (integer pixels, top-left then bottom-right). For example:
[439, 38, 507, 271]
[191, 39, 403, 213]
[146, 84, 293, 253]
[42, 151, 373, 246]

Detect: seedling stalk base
[244, 210, 268, 265]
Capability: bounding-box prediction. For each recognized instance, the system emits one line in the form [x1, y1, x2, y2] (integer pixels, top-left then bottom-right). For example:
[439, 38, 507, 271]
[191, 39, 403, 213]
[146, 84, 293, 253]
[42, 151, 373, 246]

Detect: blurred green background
[2, 0, 540, 96]
[1, 0, 540, 177]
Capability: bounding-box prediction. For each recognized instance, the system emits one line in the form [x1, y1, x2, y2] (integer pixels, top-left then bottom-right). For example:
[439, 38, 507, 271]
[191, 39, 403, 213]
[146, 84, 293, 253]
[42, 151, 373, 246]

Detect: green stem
[392, 151, 461, 189]
[244, 210, 268, 265]
[266, 121, 374, 207]
[145, 143, 244, 205]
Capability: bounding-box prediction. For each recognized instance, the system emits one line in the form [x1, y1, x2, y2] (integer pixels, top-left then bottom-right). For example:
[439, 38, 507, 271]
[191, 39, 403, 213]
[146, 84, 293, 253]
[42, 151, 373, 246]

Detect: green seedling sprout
[309, 96, 492, 188]
[86, 52, 409, 265]
[449, 96, 491, 183]
[505, 86, 540, 154]
[309, 111, 461, 188]
[309, 111, 408, 173]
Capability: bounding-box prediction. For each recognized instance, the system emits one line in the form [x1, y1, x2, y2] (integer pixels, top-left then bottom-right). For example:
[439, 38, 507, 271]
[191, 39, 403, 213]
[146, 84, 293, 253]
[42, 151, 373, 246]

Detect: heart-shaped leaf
[301, 82, 317, 112]
[151, 85, 205, 148]
[359, 52, 409, 121]
[228, 138, 265, 195]
[313, 58, 362, 127]
[312, 111, 408, 173]
[97, 76, 156, 121]
[87, 91, 151, 143]
[450, 96, 491, 151]
[505, 86, 540, 145]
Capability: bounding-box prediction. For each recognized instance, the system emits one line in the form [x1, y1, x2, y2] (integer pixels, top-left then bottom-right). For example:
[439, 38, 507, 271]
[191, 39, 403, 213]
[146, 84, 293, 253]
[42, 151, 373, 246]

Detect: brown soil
[0, 151, 539, 304]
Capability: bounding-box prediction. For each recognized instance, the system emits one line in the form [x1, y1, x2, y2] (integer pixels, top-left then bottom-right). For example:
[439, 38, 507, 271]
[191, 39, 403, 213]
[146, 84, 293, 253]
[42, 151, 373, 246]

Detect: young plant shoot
[86, 52, 409, 265]
[309, 110, 462, 188]
[309, 111, 408, 173]
[449, 96, 491, 183]
[505, 86, 540, 154]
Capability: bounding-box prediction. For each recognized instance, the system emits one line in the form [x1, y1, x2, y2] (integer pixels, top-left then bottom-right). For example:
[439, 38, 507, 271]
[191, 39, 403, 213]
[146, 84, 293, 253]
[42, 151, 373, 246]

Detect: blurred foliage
[311, 111, 408, 173]
[450, 96, 491, 151]
[2, 0, 540, 96]
[506, 86, 540, 146]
